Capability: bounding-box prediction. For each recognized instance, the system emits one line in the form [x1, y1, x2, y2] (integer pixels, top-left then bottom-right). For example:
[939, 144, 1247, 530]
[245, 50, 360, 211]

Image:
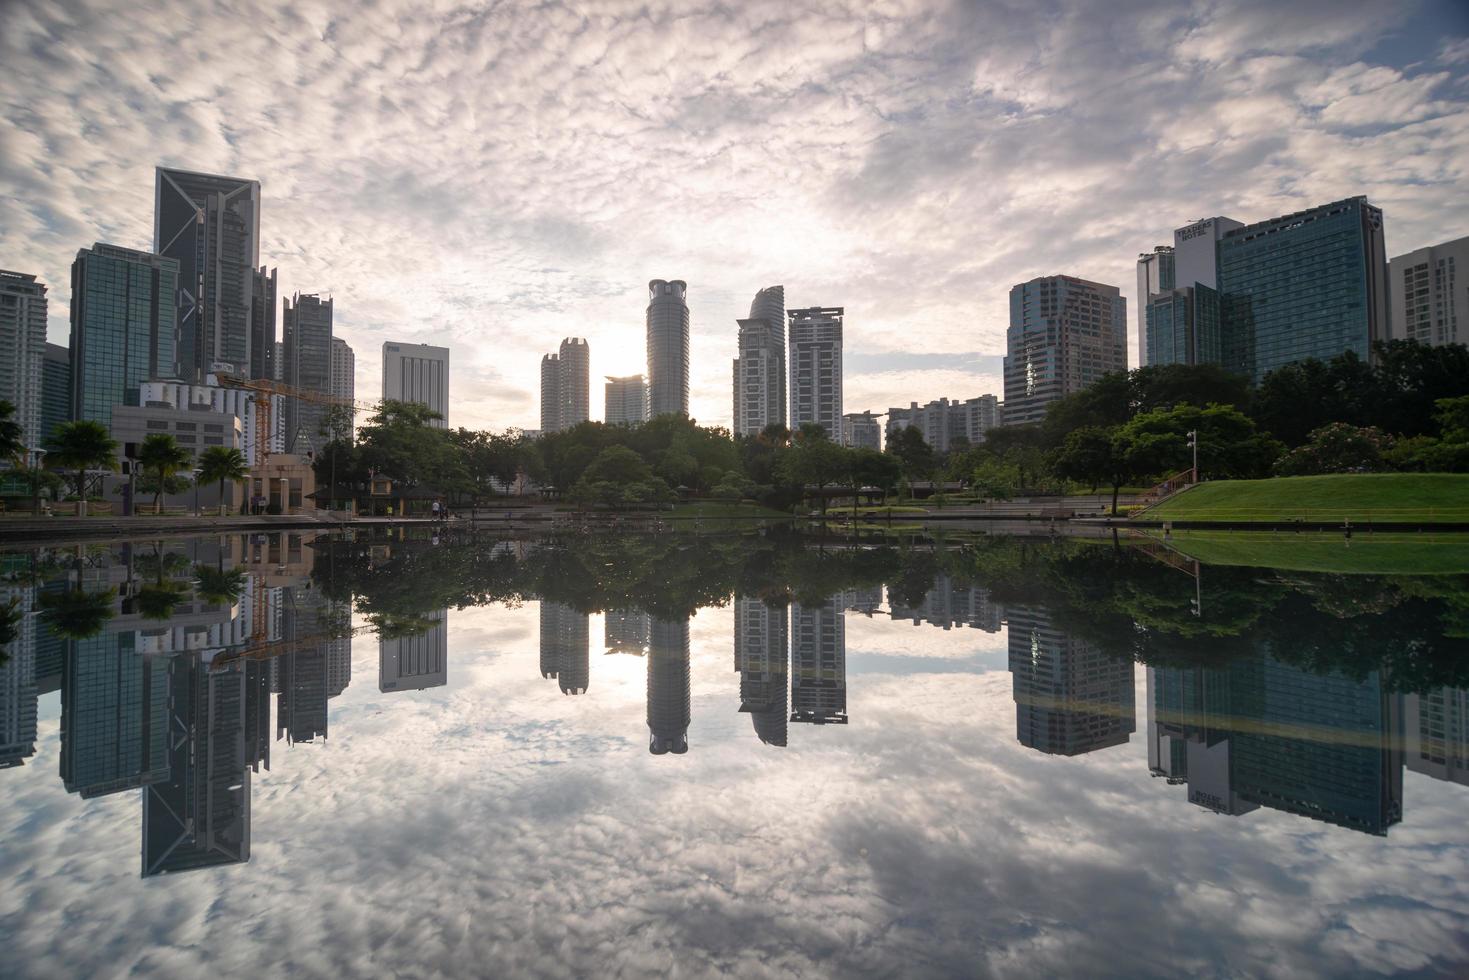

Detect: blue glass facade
[68, 244, 178, 429]
[1218, 197, 1387, 384]
[40, 343, 70, 447]
[1144, 284, 1220, 366]
[60, 631, 171, 799]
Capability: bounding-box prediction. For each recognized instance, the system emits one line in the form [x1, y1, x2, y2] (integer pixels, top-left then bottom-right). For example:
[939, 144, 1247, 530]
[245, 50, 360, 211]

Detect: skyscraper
[250, 266, 277, 381]
[735, 596, 789, 746]
[647, 616, 691, 754]
[153, 167, 261, 381]
[605, 609, 651, 655]
[1144, 285, 1221, 367]
[282, 292, 333, 453]
[382, 341, 450, 428]
[1389, 234, 1469, 348]
[1173, 216, 1242, 292]
[0, 585, 37, 769]
[646, 279, 689, 418]
[1135, 245, 1174, 368]
[788, 307, 844, 441]
[1218, 197, 1387, 384]
[329, 336, 355, 405]
[539, 337, 589, 433]
[40, 343, 70, 448]
[841, 411, 882, 451]
[732, 285, 786, 436]
[1002, 276, 1126, 426]
[379, 609, 449, 692]
[790, 598, 847, 725]
[1404, 687, 1469, 787]
[60, 631, 171, 797]
[539, 603, 589, 695]
[1006, 606, 1134, 756]
[604, 375, 649, 426]
[68, 244, 179, 430]
[0, 270, 49, 449]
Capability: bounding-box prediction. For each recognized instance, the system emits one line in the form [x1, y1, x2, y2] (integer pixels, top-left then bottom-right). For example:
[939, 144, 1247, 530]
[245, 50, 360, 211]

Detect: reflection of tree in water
[39, 588, 117, 640]
[193, 563, 247, 606]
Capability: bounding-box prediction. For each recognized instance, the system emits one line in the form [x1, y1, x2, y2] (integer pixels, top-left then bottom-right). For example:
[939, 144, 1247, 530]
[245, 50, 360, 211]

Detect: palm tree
[197, 446, 249, 516]
[39, 587, 117, 640]
[47, 421, 119, 516]
[0, 400, 24, 466]
[193, 562, 246, 606]
[137, 433, 193, 514]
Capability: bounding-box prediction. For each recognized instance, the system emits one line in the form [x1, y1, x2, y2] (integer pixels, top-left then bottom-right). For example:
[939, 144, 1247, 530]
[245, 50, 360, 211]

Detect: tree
[197, 446, 249, 516]
[137, 433, 194, 514]
[1050, 427, 1133, 514]
[0, 400, 23, 465]
[1273, 423, 1395, 476]
[47, 421, 119, 513]
[885, 426, 936, 483]
[777, 426, 849, 513]
[1116, 403, 1281, 483]
[1253, 351, 1379, 447]
[849, 449, 902, 504]
[357, 399, 463, 492]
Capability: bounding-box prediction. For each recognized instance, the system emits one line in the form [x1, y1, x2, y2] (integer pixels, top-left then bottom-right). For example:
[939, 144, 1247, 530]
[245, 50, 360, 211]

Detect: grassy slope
[1161, 530, 1469, 575]
[1142, 474, 1469, 523]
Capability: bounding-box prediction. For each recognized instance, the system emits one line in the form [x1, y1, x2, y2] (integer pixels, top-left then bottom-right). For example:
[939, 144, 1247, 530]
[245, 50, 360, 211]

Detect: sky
[3, 0, 1469, 432]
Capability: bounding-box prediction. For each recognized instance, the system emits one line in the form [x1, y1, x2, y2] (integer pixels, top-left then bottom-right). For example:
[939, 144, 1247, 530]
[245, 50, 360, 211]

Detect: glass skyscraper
[68, 243, 179, 429]
[1218, 197, 1387, 384]
[1145, 284, 1221, 366]
[646, 279, 689, 418]
[282, 292, 333, 453]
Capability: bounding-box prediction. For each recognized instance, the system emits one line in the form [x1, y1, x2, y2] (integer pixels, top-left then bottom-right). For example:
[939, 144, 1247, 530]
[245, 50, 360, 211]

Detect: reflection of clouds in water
[1, 610, 1467, 976]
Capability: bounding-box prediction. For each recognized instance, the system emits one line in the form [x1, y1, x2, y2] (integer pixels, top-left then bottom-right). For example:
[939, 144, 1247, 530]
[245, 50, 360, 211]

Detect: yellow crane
[213, 373, 378, 464]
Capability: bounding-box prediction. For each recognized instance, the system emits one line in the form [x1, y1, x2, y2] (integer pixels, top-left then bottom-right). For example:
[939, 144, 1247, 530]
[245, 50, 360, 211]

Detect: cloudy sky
[3, 0, 1469, 431]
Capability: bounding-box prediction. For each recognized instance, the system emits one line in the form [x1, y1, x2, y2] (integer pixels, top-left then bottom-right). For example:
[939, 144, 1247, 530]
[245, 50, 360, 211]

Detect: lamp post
[192, 467, 203, 517]
[28, 447, 47, 516]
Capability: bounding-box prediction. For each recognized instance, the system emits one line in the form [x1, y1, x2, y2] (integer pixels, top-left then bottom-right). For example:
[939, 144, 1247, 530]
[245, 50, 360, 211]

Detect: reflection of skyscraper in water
[379, 610, 449, 693]
[605, 609, 651, 655]
[276, 587, 330, 743]
[60, 631, 171, 797]
[0, 585, 38, 768]
[1147, 656, 1404, 835]
[791, 598, 847, 725]
[1404, 687, 1469, 787]
[1006, 606, 1134, 756]
[143, 654, 255, 876]
[538, 603, 588, 695]
[734, 596, 788, 746]
[647, 617, 691, 754]
[326, 598, 352, 699]
[840, 587, 883, 617]
[889, 575, 1003, 632]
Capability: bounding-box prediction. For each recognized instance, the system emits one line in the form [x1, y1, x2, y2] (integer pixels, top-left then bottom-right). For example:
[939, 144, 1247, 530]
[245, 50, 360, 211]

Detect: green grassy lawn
[1160, 530, 1469, 575]
[1142, 474, 1469, 524]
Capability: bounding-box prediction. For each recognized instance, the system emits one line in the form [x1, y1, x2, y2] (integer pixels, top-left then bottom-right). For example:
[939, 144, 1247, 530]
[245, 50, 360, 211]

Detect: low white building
[139, 374, 284, 465]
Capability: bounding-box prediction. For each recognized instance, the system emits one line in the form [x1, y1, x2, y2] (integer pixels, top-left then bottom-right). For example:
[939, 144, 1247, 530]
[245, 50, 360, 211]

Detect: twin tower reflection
[2, 531, 1466, 883]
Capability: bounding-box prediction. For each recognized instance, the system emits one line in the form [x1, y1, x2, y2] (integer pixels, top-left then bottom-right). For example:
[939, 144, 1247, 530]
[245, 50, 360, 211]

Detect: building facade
[1145, 284, 1221, 367]
[539, 337, 589, 433]
[646, 279, 689, 418]
[41, 343, 71, 449]
[68, 244, 179, 431]
[138, 375, 282, 465]
[0, 271, 49, 450]
[791, 598, 847, 725]
[647, 616, 692, 754]
[605, 375, 648, 427]
[379, 610, 449, 692]
[788, 307, 844, 441]
[283, 293, 333, 453]
[735, 596, 789, 747]
[329, 336, 354, 406]
[154, 167, 261, 381]
[1002, 276, 1126, 426]
[1007, 605, 1135, 756]
[732, 285, 786, 436]
[841, 411, 882, 451]
[885, 394, 999, 451]
[1218, 197, 1387, 384]
[382, 341, 450, 428]
[1135, 246, 1174, 368]
[250, 266, 277, 381]
[1389, 234, 1468, 348]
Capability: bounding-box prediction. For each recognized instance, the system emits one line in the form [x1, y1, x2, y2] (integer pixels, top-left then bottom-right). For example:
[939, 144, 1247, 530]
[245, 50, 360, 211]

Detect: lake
[1, 527, 1466, 977]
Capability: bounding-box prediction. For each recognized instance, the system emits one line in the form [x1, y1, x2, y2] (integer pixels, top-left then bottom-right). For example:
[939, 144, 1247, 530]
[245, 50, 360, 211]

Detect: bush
[1273, 423, 1395, 476]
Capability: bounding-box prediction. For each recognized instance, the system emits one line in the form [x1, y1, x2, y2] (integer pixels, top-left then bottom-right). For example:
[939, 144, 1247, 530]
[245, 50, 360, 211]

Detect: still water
[1, 528, 1467, 977]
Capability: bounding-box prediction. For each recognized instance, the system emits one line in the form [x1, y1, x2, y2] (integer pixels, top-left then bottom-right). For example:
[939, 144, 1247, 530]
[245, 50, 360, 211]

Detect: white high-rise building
[842, 411, 882, 451]
[379, 610, 448, 693]
[788, 307, 844, 442]
[1390, 235, 1469, 348]
[646, 279, 690, 418]
[1173, 216, 1243, 293]
[0, 271, 48, 450]
[732, 285, 786, 436]
[329, 337, 355, 405]
[885, 395, 998, 451]
[382, 341, 450, 428]
[605, 374, 649, 426]
[1135, 247, 1174, 368]
[539, 338, 590, 433]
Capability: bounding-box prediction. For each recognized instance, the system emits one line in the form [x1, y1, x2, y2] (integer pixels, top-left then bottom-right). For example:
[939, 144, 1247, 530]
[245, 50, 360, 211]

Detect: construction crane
[213, 373, 378, 464]
[208, 620, 377, 673]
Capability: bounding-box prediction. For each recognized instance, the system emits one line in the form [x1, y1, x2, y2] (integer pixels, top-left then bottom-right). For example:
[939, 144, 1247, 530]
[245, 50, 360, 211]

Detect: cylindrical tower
[646, 616, 691, 755]
[645, 279, 689, 418]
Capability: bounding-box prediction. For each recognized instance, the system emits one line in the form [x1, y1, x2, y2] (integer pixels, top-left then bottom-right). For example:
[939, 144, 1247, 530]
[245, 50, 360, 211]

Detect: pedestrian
[431, 500, 440, 521]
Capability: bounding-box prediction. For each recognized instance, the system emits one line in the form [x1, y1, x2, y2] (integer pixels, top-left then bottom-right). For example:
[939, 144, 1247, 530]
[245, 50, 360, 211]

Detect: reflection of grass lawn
[1143, 473, 1469, 523]
[1162, 530, 1469, 574]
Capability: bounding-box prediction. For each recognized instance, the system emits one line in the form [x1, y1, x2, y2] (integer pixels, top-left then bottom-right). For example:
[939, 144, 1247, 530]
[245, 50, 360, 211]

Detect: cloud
[1, 0, 1466, 433]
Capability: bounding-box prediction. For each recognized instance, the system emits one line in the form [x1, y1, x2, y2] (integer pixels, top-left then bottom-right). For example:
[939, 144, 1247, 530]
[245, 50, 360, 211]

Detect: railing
[1132, 468, 1198, 514]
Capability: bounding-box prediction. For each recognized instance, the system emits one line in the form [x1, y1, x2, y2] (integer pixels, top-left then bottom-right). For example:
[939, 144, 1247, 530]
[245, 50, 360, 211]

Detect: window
[146, 420, 168, 430]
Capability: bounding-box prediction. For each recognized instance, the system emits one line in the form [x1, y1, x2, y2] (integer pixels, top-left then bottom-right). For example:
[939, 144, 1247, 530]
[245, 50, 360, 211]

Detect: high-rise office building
[0, 270, 49, 450]
[1403, 687, 1468, 788]
[887, 575, 1003, 632]
[788, 307, 844, 441]
[272, 341, 284, 382]
[382, 341, 450, 428]
[539, 337, 589, 433]
[40, 343, 71, 449]
[154, 167, 261, 381]
[1174, 216, 1243, 292]
[1002, 276, 1126, 426]
[1389, 234, 1468, 348]
[379, 609, 449, 692]
[885, 394, 999, 452]
[605, 609, 651, 655]
[282, 293, 333, 453]
[250, 266, 277, 381]
[604, 375, 649, 427]
[1145, 284, 1221, 367]
[841, 411, 882, 451]
[329, 336, 354, 405]
[1218, 197, 1387, 384]
[1135, 245, 1174, 368]
[735, 596, 789, 746]
[732, 285, 786, 436]
[276, 586, 330, 744]
[60, 631, 171, 797]
[1006, 606, 1134, 756]
[0, 585, 37, 769]
[539, 603, 589, 696]
[790, 598, 847, 725]
[68, 244, 179, 431]
[647, 616, 691, 754]
[646, 279, 689, 418]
